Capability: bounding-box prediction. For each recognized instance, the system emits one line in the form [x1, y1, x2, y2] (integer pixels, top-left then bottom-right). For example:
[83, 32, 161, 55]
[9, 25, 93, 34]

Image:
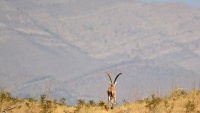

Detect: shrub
[39, 95, 56, 113]
[0, 90, 13, 102]
[77, 99, 86, 107]
[145, 94, 162, 112]
[59, 98, 66, 106]
[98, 101, 106, 107]
[88, 100, 95, 106]
[40, 95, 46, 104]
[171, 88, 186, 97]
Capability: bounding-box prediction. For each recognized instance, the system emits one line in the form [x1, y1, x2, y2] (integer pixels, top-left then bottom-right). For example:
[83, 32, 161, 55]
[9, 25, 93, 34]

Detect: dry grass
[1, 88, 200, 113]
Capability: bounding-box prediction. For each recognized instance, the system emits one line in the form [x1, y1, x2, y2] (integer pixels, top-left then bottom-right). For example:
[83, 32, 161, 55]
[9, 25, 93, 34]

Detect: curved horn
[114, 73, 122, 83]
[105, 72, 113, 83]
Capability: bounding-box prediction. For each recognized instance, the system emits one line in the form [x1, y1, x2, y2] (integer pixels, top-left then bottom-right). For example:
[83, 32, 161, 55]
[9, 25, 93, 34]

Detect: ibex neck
[111, 85, 115, 89]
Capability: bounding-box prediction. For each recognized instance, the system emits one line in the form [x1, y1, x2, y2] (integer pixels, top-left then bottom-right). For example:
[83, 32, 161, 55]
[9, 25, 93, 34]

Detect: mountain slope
[0, 0, 200, 105]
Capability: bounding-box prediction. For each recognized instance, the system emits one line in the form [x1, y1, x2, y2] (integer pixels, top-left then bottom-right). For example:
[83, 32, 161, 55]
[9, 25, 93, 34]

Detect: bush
[77, 99, 86, 107]
[145, 94, 162, 112]
[171, 88, 186, 97]
[59, 98, 66, 106]
[0, 90, 13, 102]
[98, 101, 106, 107]
[39, 95, 56, 113]
[88, 100, 96, 107]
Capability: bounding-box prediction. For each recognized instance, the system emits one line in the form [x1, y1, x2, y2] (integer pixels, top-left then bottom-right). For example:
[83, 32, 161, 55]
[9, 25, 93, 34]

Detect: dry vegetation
[1, 88, 200, 113]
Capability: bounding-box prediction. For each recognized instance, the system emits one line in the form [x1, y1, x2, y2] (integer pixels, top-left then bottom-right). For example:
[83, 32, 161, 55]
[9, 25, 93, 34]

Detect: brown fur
[105, 72, 121, 109]
[107, 84, 116, 109]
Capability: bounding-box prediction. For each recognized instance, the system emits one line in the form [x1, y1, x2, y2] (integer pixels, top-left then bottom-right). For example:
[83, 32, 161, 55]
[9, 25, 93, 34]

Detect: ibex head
[105, 72, 122, 87]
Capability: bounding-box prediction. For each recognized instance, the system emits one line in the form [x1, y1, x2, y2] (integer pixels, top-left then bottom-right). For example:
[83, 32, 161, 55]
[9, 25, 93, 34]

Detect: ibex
[105, 72, 122, 109]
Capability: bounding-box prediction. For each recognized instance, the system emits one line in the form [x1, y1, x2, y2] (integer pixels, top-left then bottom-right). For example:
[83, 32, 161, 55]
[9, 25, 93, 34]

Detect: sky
[140, 0, 200, 9]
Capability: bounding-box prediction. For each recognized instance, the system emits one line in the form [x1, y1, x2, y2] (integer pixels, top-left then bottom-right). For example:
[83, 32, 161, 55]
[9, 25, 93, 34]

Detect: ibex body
[105, 72, 122, 109]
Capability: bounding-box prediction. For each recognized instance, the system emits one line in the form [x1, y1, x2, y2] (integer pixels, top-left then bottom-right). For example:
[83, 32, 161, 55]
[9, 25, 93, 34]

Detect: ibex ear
[109, 81, 112, 84]
[115, 82, 117, 85]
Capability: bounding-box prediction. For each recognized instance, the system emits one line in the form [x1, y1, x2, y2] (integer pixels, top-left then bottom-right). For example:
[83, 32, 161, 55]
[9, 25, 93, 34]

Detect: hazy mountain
[1, 0, 200, 105]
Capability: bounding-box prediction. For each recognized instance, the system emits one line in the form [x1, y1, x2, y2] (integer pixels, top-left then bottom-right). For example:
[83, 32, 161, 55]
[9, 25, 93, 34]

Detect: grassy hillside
[1, 88, 200, 113]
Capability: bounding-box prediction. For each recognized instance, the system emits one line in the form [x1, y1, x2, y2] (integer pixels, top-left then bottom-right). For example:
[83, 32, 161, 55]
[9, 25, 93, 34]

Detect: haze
[0, 0, 200, 105]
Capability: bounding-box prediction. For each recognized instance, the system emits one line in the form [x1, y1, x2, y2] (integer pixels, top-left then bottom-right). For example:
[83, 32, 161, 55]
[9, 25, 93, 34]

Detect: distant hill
[0, 0, 200, 105]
